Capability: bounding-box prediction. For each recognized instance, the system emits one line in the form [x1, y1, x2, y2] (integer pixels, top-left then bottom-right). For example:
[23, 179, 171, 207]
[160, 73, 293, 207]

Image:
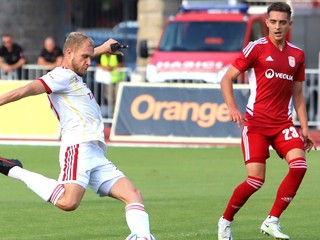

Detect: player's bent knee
[122, 188, 143, 204]
[121, 188, 143, 204]
[132, 188, 143, 199]
[56, 199, 81, 211]
[108, 177, 144, 204]
[59, 203, 79, 211]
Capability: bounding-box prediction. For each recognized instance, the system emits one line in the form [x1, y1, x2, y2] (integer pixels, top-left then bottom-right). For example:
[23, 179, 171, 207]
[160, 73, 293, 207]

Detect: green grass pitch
[0, 145, 319, 239]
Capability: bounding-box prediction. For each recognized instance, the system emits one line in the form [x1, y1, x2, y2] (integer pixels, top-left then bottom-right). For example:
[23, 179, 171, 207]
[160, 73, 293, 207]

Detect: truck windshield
[159, 21, 247, 52]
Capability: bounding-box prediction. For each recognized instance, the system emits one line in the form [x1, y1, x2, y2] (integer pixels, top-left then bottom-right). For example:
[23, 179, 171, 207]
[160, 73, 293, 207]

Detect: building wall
[292, 14, 320, 69]
[0, 0, 140, 64]
[137, 0, 181, 67]
[0, 0, 68, 63]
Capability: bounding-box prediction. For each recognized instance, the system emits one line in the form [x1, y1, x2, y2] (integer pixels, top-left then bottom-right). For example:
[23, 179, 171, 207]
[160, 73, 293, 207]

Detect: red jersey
[233, 36, 305, 127]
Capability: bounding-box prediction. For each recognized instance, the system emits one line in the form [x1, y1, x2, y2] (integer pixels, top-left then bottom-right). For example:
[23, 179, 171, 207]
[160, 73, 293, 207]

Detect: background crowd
[0, 34, 63, 80]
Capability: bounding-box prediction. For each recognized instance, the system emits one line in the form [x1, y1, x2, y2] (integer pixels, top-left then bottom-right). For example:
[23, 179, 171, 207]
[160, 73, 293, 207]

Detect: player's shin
[223, 176, 264, 221]
[125, 203, 151, 235]
[269, 157, 307, 217]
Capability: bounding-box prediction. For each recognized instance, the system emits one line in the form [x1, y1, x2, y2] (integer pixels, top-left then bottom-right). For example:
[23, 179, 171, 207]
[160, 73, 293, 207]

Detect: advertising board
[111, 82, 249, 144]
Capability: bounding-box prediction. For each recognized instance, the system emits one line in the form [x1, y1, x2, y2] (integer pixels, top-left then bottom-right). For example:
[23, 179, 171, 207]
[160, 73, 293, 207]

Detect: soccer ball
[125, 233, 156, 240]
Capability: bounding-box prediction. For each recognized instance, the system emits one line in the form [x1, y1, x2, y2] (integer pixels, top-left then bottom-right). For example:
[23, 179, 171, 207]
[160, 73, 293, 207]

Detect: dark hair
[2, 33, 13, 38]
[267, 2, 292, 19]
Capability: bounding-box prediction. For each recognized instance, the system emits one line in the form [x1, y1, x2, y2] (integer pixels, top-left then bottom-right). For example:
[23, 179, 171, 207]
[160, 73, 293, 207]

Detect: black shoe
[0, 157, 23, 176]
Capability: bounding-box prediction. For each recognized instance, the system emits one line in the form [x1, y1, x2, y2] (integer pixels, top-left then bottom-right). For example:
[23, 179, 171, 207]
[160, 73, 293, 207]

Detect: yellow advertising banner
[0, 81, 60, 140]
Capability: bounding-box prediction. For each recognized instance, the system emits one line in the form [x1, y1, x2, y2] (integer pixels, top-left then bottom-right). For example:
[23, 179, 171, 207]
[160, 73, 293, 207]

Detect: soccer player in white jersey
[217, 2, 316, 240]
[0, 32, 155, 240]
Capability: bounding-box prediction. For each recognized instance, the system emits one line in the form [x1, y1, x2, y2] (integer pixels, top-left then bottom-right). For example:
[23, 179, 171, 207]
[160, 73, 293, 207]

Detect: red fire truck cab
[139, 1, 269, 83]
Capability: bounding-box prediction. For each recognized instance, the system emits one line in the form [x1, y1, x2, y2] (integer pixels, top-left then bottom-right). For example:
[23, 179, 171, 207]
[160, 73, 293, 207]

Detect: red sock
[223, 176, 264, 221]
[269, 158, 307, 217]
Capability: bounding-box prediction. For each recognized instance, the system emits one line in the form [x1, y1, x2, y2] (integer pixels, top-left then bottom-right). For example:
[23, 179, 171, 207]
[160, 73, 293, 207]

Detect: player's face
[71, 40, 94, 77]
[266, 11, 292, 43]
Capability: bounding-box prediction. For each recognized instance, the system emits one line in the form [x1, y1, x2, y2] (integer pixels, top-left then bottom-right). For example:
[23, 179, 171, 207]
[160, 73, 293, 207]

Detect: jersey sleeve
[39, 68, 74, 93]
[232, 41, 260, 73]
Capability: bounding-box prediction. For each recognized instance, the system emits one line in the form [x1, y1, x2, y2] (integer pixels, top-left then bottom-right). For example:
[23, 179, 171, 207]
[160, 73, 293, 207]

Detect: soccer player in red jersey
[217, 2, 316, 240]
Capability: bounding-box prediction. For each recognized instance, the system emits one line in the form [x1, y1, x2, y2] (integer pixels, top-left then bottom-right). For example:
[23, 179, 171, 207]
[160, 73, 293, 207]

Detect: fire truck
[139, 0, 269, 83]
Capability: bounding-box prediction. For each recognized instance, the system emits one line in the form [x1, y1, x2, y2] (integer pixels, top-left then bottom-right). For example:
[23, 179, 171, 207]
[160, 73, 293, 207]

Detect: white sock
[125, 203, 151, 235]
[221, 216, 232, 224]
[266, 215, 279, 223]
[8, 166, 60, 202]
[49, 184, 65, 205]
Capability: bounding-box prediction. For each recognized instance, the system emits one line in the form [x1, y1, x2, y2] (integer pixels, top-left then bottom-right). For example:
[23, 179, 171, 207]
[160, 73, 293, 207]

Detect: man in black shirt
[0, 34, 26, 79]
[37, 36, 63, 70]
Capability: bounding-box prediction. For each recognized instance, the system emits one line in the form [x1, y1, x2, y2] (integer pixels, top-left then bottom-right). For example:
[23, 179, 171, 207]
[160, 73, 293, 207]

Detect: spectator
[95, 53, 125, 117]
[37, 36, 63, 70]
[0, 33, 26, 80]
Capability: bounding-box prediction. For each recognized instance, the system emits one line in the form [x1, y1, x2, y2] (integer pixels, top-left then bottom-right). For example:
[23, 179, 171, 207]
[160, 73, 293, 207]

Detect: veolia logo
[265, 69, 293, 81]
[130, 94, 230, 128]
[265, 69, 275, 79]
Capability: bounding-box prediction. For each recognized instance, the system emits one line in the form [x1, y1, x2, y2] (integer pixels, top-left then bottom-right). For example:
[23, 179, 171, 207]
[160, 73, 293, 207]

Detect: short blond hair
[63, 32, 94, 54]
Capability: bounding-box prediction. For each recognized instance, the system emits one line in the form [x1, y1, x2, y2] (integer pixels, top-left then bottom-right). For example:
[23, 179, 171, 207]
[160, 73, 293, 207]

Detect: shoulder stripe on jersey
[287, 41, 302, 51]
[243, 37, 268, 58]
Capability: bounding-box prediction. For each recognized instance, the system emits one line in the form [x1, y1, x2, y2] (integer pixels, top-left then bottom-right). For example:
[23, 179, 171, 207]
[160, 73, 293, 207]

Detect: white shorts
[58, 140, 125, 196]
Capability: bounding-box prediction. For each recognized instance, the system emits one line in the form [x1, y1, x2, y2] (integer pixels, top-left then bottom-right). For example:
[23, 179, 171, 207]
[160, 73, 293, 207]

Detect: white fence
[303, 69, 320, 128]
[1, 64, 319, 128]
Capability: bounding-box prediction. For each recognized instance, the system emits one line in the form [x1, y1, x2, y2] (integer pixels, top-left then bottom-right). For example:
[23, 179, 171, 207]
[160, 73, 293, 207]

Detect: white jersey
[39, 67, 105, 146]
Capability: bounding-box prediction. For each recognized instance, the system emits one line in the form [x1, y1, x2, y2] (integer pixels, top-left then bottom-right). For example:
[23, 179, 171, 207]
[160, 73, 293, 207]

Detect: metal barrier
[21, 64, 52, 80]
[1, 65, 319, 128]
[0, 69, 19, 80]
[84, 66, 132, 123]
[302, 69, 320, 128]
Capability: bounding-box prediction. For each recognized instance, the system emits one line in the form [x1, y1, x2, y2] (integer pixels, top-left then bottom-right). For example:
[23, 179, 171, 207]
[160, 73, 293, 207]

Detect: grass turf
[0, 145, 319, 239]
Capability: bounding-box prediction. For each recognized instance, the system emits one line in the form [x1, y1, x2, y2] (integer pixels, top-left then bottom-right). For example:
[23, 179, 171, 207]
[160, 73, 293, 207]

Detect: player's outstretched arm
[0, 80, 47, 107]
[93, 38, 124, 57]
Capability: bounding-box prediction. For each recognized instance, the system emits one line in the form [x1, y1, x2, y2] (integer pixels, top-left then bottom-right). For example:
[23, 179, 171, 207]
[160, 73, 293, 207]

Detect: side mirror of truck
[139, 40, 149, 58]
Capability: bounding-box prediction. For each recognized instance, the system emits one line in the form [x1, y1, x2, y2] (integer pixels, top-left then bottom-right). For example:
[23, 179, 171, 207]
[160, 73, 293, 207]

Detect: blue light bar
[180, 0, 249, 13]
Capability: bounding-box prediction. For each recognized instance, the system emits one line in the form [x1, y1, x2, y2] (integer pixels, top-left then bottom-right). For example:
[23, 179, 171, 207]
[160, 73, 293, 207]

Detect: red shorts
[241, 123, 304, 164]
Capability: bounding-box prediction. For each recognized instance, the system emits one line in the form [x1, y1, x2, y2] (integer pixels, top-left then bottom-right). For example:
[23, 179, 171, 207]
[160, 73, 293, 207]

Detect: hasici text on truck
[139, 1, 273, 83]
